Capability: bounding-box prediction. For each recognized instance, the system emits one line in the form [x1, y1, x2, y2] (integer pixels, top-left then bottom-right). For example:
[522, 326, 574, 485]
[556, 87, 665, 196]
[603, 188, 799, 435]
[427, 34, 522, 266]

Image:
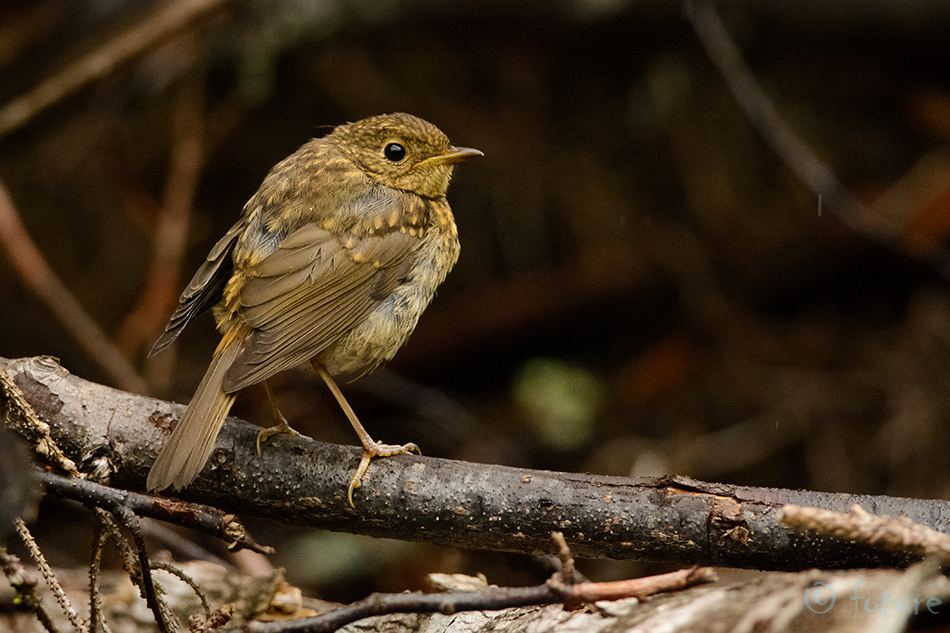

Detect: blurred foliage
[3, 0, 950, 603]
[514, 357, 603, 450]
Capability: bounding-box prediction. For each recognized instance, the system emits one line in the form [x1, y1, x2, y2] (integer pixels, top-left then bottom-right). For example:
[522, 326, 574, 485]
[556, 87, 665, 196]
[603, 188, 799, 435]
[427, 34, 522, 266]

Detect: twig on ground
[234, 564, 715, 633]
[563, 566, 714, 611]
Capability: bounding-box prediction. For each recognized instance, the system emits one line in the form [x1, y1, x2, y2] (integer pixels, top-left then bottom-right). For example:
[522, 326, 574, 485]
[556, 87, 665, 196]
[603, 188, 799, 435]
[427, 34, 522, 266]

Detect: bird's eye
[384, 142, 406, 162]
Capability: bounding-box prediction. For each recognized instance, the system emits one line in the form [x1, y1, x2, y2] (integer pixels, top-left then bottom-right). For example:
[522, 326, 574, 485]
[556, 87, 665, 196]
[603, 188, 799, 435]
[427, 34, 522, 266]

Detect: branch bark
[4, 355, 949, 571]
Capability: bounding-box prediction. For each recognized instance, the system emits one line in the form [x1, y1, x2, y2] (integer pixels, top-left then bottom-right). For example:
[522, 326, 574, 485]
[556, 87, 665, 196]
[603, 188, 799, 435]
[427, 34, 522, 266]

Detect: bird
[145, 112, 481, 505]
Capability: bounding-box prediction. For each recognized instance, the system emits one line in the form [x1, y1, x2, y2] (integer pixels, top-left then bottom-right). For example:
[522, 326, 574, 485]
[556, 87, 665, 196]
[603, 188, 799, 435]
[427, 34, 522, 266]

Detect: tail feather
[147, 342, 242, 492]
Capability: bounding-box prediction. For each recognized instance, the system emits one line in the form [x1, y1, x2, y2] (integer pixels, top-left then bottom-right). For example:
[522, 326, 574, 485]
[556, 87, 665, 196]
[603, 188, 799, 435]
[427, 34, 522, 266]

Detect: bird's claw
[256, 418, 304, 455]
[347, 441, 420, 507]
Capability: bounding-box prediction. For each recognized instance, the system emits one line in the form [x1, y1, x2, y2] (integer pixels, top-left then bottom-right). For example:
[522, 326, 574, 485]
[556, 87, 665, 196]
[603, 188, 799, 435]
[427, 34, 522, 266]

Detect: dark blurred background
[3, 0, 950, 603]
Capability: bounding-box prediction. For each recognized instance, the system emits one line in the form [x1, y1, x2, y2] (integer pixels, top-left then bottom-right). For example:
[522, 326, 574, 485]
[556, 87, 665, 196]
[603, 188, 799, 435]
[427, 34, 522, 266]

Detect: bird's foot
[348, 441, 420, 507]
[256, 416, 304, 455]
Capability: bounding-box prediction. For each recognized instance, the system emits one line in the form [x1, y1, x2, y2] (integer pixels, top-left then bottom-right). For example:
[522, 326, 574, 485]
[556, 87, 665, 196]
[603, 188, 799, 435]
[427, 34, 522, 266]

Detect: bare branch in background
[684, 0, 950, 280]
[0, 0, 233, 138]
[0, 182, 147, 393]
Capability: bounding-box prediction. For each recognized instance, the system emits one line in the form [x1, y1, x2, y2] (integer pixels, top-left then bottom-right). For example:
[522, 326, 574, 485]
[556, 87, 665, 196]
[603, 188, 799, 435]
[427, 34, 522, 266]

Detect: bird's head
[330, 113, 482, 199]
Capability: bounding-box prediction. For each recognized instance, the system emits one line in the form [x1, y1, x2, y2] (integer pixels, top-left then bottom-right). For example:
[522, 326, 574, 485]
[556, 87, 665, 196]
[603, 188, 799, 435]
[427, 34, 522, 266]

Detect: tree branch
[4, 355, 950, 571]
[38, 469, 272, 555]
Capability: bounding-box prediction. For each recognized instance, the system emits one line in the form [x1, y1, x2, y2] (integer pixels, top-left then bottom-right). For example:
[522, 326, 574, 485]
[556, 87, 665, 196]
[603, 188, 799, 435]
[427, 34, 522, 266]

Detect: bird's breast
[319, 202, 460, 376]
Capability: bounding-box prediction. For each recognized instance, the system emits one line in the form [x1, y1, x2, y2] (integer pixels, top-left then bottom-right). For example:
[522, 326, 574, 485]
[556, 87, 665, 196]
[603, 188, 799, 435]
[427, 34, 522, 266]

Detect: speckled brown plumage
[146, 113, 481, 501]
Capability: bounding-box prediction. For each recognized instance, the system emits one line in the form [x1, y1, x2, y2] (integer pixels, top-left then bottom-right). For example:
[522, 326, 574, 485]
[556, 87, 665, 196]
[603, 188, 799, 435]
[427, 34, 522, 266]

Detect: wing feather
[221, 221, 419, 392]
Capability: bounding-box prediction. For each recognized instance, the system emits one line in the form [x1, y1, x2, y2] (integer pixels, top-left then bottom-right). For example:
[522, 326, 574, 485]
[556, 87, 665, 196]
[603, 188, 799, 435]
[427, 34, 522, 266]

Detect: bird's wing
[220, 217, 421, 392]
[149, 218, 247, 356]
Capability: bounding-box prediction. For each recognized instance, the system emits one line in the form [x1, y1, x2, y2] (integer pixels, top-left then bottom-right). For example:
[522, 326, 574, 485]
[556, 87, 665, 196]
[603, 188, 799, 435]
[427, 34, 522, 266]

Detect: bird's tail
[147, 340, 242, 492]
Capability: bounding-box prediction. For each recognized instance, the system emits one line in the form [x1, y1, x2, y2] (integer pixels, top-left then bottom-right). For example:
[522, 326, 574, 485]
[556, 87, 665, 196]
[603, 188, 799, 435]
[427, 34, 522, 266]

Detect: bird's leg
[311, 361, 419, 506]
[256, 380, 304, 455]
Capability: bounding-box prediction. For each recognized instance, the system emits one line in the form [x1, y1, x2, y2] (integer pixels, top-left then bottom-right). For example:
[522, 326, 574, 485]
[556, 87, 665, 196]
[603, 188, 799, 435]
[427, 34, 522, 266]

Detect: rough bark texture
[4, 355, 950, 570]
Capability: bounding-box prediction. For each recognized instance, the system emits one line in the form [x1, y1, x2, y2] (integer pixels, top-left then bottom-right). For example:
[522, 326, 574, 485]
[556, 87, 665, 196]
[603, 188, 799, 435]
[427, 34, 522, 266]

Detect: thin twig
[93, 508, 175, 633]
[0, 543, 60, 633]
[781, 504, 950, 561]
[39, 470, 273, 555]
[88, 520, 114, 633]
[115, 507, 171, 633]
[551, 532, 575, 586]
[0, 181, 147, 393]
[565, 566, 714, 607]
[684, 0, 859, 221]
[0, 0, 232, 138]
[151, 562, 212, 619]
[15, 518, 84, 632]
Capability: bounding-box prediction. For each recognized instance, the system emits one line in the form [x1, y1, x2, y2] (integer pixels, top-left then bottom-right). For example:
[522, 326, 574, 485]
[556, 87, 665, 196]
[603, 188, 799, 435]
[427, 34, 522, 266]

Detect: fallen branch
[5, 355, 950, 571]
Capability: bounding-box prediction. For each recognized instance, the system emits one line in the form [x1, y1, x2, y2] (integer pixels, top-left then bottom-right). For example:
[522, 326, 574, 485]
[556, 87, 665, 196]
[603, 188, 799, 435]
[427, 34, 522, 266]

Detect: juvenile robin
[146, 113, 481, 504]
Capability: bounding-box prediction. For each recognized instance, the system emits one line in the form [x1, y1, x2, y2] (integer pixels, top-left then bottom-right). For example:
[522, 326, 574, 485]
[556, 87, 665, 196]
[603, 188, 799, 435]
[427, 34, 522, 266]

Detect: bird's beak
[420, 146, 484, 166]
